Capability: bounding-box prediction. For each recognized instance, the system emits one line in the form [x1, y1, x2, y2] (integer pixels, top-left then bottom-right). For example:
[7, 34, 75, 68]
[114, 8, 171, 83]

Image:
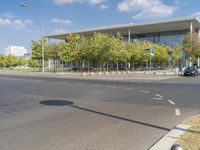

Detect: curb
[149, 124, 190, 150]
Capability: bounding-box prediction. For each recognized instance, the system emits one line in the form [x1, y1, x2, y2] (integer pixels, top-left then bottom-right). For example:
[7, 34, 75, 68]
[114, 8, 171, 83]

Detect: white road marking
[123, 88, 133, 91]
[175, 108, 181, 116]
[107, 85, 117, 88]
[74, 83, 83, 86]
[168, 100, 176, 105]
[91, 84, 101, 87]
[140, 90, 150, 94]
[155, 94, 163, 98]
[151, 97, 163, 101]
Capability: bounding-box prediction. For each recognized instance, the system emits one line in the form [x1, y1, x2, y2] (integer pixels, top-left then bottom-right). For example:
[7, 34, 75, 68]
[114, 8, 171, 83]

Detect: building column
[190, 22, 193, 33]
[47, 37, 51, 69]
[198, 27, 200, 38]
[128, 29, 131, 43]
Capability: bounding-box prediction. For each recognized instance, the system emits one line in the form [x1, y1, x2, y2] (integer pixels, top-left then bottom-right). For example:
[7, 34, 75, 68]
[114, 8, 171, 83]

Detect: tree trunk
[106, 60, 109, 72]
[117, 62, 119, 72]
[125, 62, 128, 72]
[71, 62, 73, 72]
[53, 58, 56, 73]
[87, 60, 89, 73]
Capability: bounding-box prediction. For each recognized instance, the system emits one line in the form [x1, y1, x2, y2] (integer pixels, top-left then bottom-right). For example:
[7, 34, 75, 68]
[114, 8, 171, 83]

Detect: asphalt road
[0, 75, 200, 150]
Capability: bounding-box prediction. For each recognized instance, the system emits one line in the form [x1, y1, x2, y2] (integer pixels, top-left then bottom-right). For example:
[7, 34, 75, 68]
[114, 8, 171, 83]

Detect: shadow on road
[40, 100, 74, 106]
[39, 100, 170, 132]
[70, 105, 171, 132]
[175, 127, 200, 134]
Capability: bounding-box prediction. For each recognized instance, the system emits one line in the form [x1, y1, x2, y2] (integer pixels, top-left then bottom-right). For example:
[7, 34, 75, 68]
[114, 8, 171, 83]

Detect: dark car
[184, 67, 199, 76]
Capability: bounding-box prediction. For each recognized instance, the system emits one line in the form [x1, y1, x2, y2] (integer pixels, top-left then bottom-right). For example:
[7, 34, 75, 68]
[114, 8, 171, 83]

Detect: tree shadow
[70, 105, 171, 132]
[39, 100, 173, 132]
[175, 127, 200, 134]
[40, 100, 74, 106]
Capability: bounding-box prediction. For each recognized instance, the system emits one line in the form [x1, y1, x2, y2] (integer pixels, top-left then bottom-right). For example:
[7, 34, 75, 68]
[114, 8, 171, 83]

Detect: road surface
[0, 75, 199, 150]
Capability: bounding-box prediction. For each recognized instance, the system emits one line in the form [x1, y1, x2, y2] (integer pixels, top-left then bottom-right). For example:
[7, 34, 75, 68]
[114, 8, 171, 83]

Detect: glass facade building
[123, 30, 189, 48]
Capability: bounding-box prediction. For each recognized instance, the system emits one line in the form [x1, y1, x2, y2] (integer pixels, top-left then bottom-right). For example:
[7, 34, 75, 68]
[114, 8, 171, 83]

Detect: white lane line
[123, 88, 133, 91]
[74, 83, 83, 86]
[107, 85, 117, 89]
[151, 97, 163, 101]
[168, 100, 176, 105]
[91, 84, 101, 87]
[175, 108, 181, 116]
[155, 94, 163, 98]
[140, 90, 150, 94]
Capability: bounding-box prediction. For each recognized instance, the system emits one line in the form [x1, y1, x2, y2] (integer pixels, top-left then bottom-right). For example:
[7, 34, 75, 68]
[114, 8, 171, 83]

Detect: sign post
[144, 48, 155, 79]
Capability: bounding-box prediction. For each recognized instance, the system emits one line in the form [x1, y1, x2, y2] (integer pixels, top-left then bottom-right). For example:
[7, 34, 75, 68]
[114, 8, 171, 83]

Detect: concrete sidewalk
[0, 71, 179, 82]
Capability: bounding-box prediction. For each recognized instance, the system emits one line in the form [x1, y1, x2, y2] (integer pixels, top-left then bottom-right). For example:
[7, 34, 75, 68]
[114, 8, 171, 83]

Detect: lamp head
[20, 3, 28, 8]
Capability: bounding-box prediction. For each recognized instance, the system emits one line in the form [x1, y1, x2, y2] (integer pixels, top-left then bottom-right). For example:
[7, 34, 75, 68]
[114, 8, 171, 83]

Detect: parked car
[197, 66, 200, 75]
[183, 67, 199, 76]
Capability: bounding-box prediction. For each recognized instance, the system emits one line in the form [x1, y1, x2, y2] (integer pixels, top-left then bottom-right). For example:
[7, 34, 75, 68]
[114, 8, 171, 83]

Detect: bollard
[98, 72, 102, 76]
[105, 72, 109, 75]
[111, 71, 115, 75]
[171, 144, 184, 150]
[90, 72, 95, 76]
[82, 72, 86, 77]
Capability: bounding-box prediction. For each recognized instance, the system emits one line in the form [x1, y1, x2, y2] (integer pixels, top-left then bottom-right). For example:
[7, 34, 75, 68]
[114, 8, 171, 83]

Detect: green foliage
[27, 58, 37, 68]
[31, 37, 48, 61]
[5, 55, 17, 67]
[16, 57, 26, 66]
[0, 54, 6, 67]
[152, 44, 168, 65]
[31, 32, 186, 71]
[182, 31, 200, 62]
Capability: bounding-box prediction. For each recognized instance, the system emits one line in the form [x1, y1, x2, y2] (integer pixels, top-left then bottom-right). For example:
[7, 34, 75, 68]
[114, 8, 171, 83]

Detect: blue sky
[0, 0, 200, 54]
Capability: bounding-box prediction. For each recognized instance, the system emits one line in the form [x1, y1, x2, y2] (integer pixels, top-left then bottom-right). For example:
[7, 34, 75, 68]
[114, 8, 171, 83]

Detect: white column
[190, 22, 193, 33]
[48, 58, 51, 69]
[128, 29, 131, 43]
[47, 37, 51, 69]
[198, 27, 200, 38]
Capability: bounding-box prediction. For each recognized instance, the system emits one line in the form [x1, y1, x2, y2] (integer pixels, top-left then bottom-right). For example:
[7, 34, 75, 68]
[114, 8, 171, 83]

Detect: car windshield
[186, 67, 195, 70]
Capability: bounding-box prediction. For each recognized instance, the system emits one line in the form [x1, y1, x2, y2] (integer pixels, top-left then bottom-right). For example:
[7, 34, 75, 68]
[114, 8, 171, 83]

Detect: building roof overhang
[45, 17, 200, 40]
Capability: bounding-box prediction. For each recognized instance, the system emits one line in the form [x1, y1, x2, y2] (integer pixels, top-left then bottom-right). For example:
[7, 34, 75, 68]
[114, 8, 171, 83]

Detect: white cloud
[0, 18, 11, 26]
[191, 12, 200, 18]
[174, 0, 190, 5]
[53, 0, 107, 6]
[89, 0, 106, 5]
[118, 0, 176, 20]
[12, 19, 32, 29]
[53, 0, 82, 5]
[3, 12, 15, 18]
[99, 4, 108, 9]
[50, 18, 72, 25]
[25, 29, 41, 34]
[52, 29, 67, 34]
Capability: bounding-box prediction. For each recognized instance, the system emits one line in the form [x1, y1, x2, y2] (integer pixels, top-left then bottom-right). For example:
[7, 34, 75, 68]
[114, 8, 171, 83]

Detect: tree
[31, 37, 48, 70]
[47, 42, 64, 72]
[152, 44, 168, 67]
[182, 31, 200, 63]
[5, 54, 17, 67]
[62, 34, 81, 71]
[16, 57, 26, 67]
[171, 45, 181, 66]
[0, 54, 6, 67]
[27, 58, 37, 68]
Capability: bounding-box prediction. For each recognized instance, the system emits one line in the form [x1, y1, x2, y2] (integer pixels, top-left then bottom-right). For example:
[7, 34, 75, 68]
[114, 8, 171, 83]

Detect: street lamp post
[20, 3, 45, 73]
[144, 48, 154, 79]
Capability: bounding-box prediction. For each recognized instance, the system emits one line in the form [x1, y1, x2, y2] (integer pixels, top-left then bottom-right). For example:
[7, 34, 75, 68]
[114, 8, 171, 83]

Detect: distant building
[5, 45, 27, 57]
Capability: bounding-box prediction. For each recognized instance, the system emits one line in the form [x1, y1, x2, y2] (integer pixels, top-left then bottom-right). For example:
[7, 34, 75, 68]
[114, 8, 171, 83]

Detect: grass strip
[176, 115, 200, 150]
